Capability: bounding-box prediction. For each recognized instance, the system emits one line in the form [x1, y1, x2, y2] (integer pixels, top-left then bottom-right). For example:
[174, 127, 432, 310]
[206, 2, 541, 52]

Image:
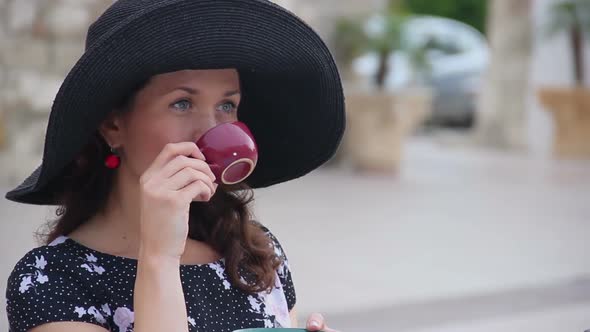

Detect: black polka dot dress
[5, 228, 296, 332]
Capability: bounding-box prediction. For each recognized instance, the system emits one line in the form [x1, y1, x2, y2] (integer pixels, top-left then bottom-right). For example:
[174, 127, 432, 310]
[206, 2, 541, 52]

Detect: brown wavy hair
[37, 79, 281, 294]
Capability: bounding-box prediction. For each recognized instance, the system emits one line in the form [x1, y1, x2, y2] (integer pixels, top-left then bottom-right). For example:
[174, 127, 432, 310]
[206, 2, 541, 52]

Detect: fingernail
[310, 320, 320, 328]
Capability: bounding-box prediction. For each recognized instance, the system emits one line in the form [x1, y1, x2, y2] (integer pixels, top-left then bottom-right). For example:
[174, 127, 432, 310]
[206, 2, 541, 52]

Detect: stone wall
[0, 0, 114, 185]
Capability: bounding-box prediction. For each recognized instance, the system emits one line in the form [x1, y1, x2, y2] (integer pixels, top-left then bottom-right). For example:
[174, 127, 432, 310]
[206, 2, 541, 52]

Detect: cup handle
[208, 163, 223, 183]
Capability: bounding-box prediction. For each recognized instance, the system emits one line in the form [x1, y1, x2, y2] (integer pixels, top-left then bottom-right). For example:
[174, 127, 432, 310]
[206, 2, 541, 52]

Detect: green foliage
[545, 0, 590, 39]
[333, 1, 489, 87]
[333, 13, 409, 64]
[366, 14, 408, 55]
[333, 17, 368, 64]
[400, 0, 487, 33]
[545, 0, 590, 85]
[333, 13, 409, 88]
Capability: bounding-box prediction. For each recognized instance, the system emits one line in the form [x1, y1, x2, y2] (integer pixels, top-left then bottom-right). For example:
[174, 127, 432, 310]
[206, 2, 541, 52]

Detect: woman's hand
[138, 142, 217, 260]
[306, 313, 340, 332]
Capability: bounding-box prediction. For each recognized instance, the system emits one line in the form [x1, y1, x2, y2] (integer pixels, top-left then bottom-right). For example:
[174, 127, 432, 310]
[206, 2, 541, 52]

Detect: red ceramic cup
[196, 121, 258, 185]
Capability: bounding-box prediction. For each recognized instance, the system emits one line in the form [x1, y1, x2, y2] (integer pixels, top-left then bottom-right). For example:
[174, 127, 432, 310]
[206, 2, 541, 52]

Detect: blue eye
[172, 99, 191, 111]
[217, 102, 236, 113]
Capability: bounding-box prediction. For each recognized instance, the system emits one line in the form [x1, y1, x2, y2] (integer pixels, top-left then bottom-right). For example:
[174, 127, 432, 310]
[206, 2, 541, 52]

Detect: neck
[71, 165, 218, 264]
[87, 165, 143, 257]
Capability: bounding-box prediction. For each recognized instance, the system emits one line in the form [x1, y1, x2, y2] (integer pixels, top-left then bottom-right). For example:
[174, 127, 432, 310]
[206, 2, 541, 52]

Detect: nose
[193, 112, 220, 142]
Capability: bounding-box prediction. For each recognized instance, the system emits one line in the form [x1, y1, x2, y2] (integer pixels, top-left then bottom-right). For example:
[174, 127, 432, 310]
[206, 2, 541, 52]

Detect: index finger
[145, 142, 204, 177]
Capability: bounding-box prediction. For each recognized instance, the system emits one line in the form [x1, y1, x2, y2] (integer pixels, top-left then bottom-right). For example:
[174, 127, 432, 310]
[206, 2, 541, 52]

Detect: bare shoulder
[30, 322, 109, 332]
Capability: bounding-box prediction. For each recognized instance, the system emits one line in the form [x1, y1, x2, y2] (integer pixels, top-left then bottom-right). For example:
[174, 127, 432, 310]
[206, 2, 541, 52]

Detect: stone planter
[538, 87, 590, 159]
[344, 88, 432, 172]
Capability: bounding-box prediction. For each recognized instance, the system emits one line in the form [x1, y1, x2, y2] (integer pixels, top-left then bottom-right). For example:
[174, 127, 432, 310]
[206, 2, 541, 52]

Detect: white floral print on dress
[188, 316, 196, 327]
[48, 235, 68, 246]
[73, 303, 111, 325]
[80, 253, 106, 275]
[265, 274, 291, 328]
[88, 306, 107, 324]
[245, 273, 291, 328]
[113, 306, 135, 332]
[267, 231, 291, 278]
[247, 294, 274, 328]
[6, 227, 296, 332]
[18, 255, 49, 294]
[101, 303, 112, 316]
[207, 261, 231, 290]
[276, 252, 290, 278]
[74, 306, 87, 318]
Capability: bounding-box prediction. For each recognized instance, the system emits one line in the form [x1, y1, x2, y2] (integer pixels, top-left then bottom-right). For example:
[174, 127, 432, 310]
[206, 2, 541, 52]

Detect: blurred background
[1, 0, 590, 331]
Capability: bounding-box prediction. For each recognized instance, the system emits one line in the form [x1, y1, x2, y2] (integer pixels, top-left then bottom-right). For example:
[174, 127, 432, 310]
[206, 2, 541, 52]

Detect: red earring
[104, 147, 120, 169]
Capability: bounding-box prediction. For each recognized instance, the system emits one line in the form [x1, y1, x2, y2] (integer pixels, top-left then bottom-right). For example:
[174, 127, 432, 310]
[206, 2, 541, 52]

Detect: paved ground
[2, 136, 590, 331]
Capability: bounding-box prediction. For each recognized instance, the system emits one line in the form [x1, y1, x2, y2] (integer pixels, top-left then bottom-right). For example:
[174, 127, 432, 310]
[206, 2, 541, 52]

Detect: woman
[4, 1, 345, 331]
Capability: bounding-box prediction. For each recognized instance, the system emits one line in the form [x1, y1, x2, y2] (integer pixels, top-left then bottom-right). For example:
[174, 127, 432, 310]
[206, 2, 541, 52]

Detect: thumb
[306, 312, 325, 331]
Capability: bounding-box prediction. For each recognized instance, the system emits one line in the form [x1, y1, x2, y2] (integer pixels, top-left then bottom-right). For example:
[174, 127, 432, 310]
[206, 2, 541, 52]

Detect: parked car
[352, 15, 488, 128]
[428, 69, 482, 127]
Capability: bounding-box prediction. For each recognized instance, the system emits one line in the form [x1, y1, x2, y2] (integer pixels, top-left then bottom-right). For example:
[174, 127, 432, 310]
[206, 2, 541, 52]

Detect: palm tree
[333, 13, 407, 90]
[367, 14, 407, 89]
[546, 0, 590, 86]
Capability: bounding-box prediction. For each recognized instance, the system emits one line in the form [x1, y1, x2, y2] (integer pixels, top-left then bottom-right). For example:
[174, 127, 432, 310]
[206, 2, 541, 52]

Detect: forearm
[133, 250, 188, 332]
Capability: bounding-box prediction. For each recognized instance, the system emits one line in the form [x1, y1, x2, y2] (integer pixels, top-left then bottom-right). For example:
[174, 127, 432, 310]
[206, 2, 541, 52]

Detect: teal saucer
[233, 329, 313, 332]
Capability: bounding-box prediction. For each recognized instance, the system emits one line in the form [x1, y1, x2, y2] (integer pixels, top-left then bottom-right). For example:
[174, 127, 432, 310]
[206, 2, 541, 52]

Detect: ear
[99, 112, 124, 149]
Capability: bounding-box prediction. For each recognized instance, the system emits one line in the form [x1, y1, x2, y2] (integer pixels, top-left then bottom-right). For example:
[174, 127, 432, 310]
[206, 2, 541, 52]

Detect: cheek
[218, 110, 239, 124]
[122, 116, 190, 176]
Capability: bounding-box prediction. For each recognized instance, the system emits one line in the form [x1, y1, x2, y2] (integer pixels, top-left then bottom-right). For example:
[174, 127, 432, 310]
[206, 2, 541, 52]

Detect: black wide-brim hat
[6, 0, 345, 205]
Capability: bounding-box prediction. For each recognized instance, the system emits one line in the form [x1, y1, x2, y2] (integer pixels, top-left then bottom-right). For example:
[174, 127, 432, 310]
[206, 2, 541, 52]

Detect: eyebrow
[175, 86, 241, 97]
